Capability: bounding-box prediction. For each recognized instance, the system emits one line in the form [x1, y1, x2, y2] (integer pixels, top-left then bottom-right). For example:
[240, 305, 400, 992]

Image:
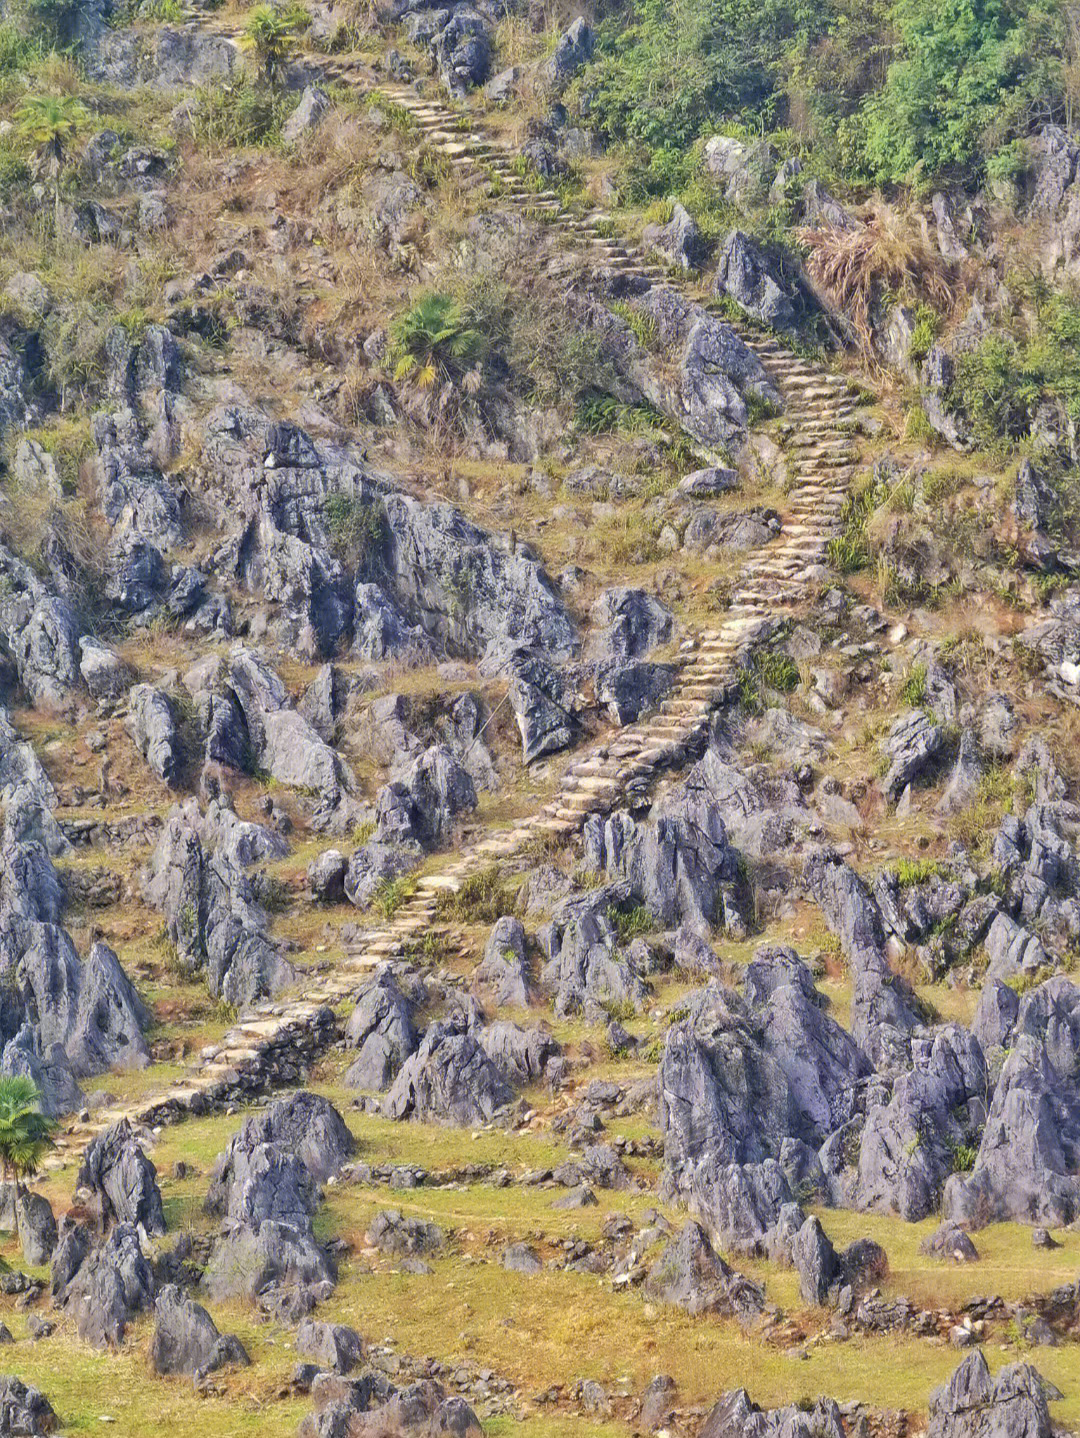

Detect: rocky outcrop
[150, 1284, 249, 1378]
[582, 776, 744, 931]
[539, 888, 651, 1018]
[343, 969, 418, 1091]
[944, 1035, 1080, 1228]
[700, 1389, 848, 1438]
[143, 800, 297, 1007]
[804, 848, 923, 1063]
[372, 744, 476, 849]
[203, 1218, 336, 1303]
[76, 1118, 166, 1236]
[385, 1015, 514, 1125]
[856, 1026, 987, 1220]
[715, 231, 798, 331]
[643, 1221, 764, 1323]
[58, 1223, 156, 1348]
[475, 917, 531, 1008]
[126, 685, 183, 787]
[206, 1091, 355, 1206]
[926, 1351, 1058, 1438]
[0, 1377, 58, 1435]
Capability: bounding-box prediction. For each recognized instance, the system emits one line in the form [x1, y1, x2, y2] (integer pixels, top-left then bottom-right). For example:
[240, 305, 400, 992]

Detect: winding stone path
[46, 44, 864, 1168]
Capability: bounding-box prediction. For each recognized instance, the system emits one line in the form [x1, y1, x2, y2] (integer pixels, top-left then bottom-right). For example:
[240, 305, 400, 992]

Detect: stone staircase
[46, 45, 863, 1169]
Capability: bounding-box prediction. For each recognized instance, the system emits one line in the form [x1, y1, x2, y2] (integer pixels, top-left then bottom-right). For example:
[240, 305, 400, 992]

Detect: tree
[241, 5, 297, 84]
[0, 1077, 56, 1245]
[859, 0, 1062, 184]
[391, 292, 486, 390]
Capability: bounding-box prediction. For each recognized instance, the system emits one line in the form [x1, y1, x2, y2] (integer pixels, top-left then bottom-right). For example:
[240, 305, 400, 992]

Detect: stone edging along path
[45, 48, 865, 1169]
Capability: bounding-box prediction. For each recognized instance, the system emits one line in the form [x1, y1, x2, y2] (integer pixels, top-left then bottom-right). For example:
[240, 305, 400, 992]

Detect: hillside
[0, 2, 1076, 1437]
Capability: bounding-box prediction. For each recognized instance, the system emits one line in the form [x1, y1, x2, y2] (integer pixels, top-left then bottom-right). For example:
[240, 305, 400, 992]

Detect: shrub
[607, 903, 654, 941]
[858, 0, 1060, 185]
[894, 856, 948, 886]
[799, 213, 954, 354]
[899, 661, 928, 706]
[240, 3, 300, 82]
[390, 292, 485, 389]
[434, 864, 518, 924]
[371, 876, 415, 920]
[190, 82, 288, 149]
[610, 300, 659, 351]
[323, 493, 387, 567]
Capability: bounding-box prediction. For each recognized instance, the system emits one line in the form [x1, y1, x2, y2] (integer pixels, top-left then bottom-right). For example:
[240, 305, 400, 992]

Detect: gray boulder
[78, 639, 132, 701]
[374, 744, 476, 849]
[203, 1219, 335, 1302]
[477, 1021, 559, 1086]
[921, 1223, 980, 1263]
[378, 492, 575, 661]
[856, 1025, 987, 1221]
[475, 917, 531, 1008]
[700, 1389, 847, 1438]
[497, 645, 578, 763]
[943, 1035, 1080, 1228]
[366, 1209, 443, 1255]
[343, 841, 419, 909]
[644, 1220, 764, 1324]
[343, 969, 418, 1091]
[716, 231, 796, 331]
[587, 587, 673, 660]
[927, 1351, 1057, 1438]
[642, 202, 707, 272]
[143, 800, 297, 1007]
[539, 888, 651, 1018]
[207, 1092, 354, 1207]
[60, 1223, 155, 1348]
[791, 1214, 837, 1304]
[658, 984, 799, 1247]
[804, 848, 923, 1059]
[16, 1191, 57, 1266]
[76, 1118, 166, 1237]
[879, 709, 945, 803]
[151, 1284, 249, 1377]
[297, 1319, 364, 1374]
[283, 86, 332, 145]
[539, 16, 593, 89]
[582, 782, 742, 930]
[0, 1377, 58, 1434]
[385, 1017, 514, 1125]
[126, 685, 183, 787]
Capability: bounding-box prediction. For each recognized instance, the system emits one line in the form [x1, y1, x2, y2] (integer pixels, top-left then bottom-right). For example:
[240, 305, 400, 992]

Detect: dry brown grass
[799, 209, 957, 358]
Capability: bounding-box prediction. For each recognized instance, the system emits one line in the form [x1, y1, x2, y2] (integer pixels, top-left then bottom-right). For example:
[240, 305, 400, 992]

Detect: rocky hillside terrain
[0, 0, 1077, 1435]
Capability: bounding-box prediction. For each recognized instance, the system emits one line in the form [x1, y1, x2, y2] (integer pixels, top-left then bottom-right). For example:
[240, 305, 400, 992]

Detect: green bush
[949, 290, 1080, 448]
[581, 0, 826, 154]
[859, 0, 1061, 184]
[390, 292, 485, 388]
[190, 83, 288, 150]
[0, 19, 40, 71]
[323, 493, 387, 567]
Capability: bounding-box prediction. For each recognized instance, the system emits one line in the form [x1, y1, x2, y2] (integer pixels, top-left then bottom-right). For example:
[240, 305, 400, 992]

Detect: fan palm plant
[390, 292, 486, 390]
[241, 5, 296, 83]
[16, 93, 89, 183]
[0, 1077, 56, 1245]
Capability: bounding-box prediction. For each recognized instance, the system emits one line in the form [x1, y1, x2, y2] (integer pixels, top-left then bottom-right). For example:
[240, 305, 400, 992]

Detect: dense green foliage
[579, 0, 1070, 188]
[858, 0, 1062, 182]
[950, 283, 1080, 446]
